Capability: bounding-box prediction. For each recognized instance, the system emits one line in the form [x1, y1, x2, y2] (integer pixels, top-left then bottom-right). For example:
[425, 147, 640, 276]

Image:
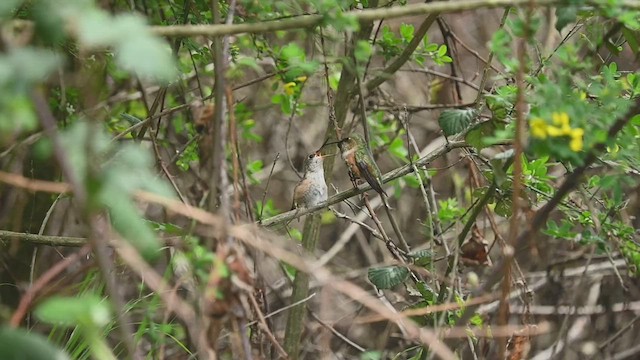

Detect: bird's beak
[317, 151, 338, 159]
[319, 138, 342, 150]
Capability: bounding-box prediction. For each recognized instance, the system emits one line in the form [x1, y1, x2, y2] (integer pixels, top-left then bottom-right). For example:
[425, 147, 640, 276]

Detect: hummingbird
[338, 134, 387, 197]
[291, 151, 328, 209]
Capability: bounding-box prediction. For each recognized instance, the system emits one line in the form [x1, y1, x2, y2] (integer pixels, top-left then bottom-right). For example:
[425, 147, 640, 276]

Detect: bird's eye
[308, 154, 314, 159]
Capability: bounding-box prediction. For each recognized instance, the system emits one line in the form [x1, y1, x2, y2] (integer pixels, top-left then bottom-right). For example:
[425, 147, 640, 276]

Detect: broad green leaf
[465, 121, 495, 150]
[438, 108, 477, 136]
[0, 326, 70, 360]
[78, 10, 123, 47]
[117, 34, 177, 83]
[361, 351, 383, 360]
[555, 6, 578, 33]
[494, 196, 512, 217]
[0, 48, 61, 85]
[368, 266, 409, 289]
[408, 249, 433, 267]
[35, 294, 110, 327]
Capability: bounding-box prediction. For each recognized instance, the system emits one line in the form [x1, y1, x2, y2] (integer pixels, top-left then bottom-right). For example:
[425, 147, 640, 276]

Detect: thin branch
[260, 141, 468, 227]
[148, 0, 621, 38]
[499, 6, 530, 355]
[0, 230, 86, 247]
[364, 14, 438, 95]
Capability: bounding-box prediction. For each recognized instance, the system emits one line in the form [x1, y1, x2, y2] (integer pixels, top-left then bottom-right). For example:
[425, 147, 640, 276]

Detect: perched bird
[338, 134, 387, 196]
[292, 151, 328, 209]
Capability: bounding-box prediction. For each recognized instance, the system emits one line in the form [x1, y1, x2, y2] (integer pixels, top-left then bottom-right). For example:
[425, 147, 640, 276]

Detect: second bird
[338, 134, 387, 197]
[292, 151, 328, 209]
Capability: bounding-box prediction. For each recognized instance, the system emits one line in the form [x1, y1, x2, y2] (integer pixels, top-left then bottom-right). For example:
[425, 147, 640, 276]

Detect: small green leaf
[437, 44, 448, 57]
[400, 24, 414, 41]
[0, 326, 70, 360]
[408, 249, 433, 267]
[35, 294, 110, 327]
[494, 196, 512, 217]
[438, 108, 477, 136]
[368, 266, 410, 289]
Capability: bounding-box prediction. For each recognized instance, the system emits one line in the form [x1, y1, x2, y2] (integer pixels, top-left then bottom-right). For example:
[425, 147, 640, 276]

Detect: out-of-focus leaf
[101, 190, 161, 260]
[465, 121, 495, 150]
[0, 0, 21, 19]
[35, 294, 110, 327]
[555, 6, 578, 33]
[438, 108, 477, 136]
[0, 48, 61, 85]
[117, 35, 177, 83]
[368, 266, 409, 289]
[0, 326, 70, 360]
[78, 11, 135, 47]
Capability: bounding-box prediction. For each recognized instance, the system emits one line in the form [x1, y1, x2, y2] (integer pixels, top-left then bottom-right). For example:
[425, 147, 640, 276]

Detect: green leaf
[465, 121, 495, 150]
[408, 249, 433, 267]
[416, 281, 435, 302]
[35, 294, 110, 327]
[437, 108, 477, 136]
[400, 24, 414, 41]
[354, 40, 373, 63]
[102, 191, 161, 260]
[78, 10, 124, 47]
[361, 351, 383, 360]
[0, 0, 21, 19]
[555, 6, 578, 33]
[368, 266, 409, 289]
[494, 196, 512, 217]
[0, 326, 70, 360]
[388, 136, 408, 161]
[622, 27, 640, 55]
[0, 48, 61, 85]
[437, 44, 448, 57]
[117, 34, 177, 83]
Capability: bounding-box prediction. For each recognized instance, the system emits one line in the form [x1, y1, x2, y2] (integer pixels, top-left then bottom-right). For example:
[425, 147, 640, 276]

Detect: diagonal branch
[260, 141, 468, 227]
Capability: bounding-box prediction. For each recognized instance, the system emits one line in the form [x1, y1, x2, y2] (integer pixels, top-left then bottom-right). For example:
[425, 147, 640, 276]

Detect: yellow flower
[283, 82, 296, 96]
[551, 112, 573, 135]
[546, 125, 564, 137]
[530, 118, 548, 139]
[569, 128, 584, 152]
[295, 76, 308, 82]
[552, 112, 569, 127]
[570, 137, 583, 152]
